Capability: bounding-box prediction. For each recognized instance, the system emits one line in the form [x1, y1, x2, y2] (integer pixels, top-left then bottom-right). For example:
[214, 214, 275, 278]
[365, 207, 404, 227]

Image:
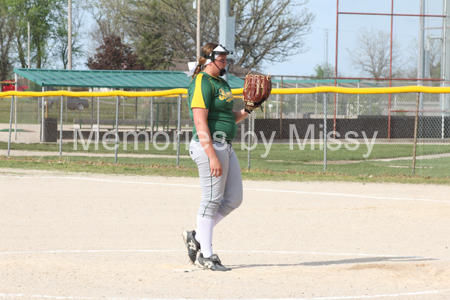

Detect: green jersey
[187, 72, 236, 142]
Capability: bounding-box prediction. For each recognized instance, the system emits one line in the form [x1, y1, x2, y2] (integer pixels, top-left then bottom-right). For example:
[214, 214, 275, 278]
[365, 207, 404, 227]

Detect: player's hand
[209, 157, 223, 178]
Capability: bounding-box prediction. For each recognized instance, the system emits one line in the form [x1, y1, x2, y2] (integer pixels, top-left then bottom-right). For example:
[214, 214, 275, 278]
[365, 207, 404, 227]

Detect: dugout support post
[176, 95, 181, 166]
[412, 93, 420, 176]
[115, 96, 119, 165]
[59, 96, 64, 159]
[7, 96, 14, 157]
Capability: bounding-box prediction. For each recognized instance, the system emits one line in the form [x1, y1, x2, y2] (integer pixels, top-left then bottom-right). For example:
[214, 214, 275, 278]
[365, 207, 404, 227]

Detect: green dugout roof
[13, 68, 245, 89]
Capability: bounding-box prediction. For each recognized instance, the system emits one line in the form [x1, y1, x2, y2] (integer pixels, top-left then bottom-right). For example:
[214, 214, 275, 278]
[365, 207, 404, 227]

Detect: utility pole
[27, 22, 30, 68]
[68, 0, 72, 70]
[219, 0, 235, 81]
[324, 29, 328, 64]
[418, 0, 426, 116]
[196, 0, 201, 59]
[443, 0, 450, 116]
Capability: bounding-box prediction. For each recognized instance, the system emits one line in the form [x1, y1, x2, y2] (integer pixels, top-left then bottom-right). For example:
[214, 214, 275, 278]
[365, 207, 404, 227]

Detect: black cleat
[195, 253, 231, 271]
[182, 230, 201, 265]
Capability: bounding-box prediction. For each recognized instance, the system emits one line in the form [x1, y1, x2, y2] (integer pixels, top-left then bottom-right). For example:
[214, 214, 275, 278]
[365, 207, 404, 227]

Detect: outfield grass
[2, 141, 449, 182]
[2, 141, 450, 161]
[245, 143, 419, 162]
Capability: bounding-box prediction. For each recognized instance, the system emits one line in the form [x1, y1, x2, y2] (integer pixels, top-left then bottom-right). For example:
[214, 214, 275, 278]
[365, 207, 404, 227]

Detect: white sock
[213, 212, 225, 227]
[195, 215, 214, 258]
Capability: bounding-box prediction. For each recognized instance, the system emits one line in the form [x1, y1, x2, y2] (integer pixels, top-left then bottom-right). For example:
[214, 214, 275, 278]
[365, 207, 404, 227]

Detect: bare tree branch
[85, 0, 314, 71]
[347, 27, 402, 79]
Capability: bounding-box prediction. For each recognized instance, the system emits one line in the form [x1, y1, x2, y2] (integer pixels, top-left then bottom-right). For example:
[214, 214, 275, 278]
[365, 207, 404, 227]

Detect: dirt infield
[1, 168, 450, 300]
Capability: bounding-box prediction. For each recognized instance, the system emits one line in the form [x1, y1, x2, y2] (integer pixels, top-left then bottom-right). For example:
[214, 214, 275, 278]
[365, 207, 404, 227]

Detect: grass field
[2, 141, 449, 160]
[1, 141, 449, 183]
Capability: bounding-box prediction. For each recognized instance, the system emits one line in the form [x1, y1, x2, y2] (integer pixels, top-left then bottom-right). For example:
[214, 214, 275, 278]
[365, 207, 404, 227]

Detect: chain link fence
[1, 82, 450, 178]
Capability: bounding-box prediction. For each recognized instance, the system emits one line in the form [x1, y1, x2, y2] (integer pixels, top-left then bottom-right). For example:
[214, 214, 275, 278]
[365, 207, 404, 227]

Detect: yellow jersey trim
[191, 74, 206, 109]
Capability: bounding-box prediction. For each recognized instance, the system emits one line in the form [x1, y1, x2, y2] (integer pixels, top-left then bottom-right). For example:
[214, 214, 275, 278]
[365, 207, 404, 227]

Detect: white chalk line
[0, 290, 449, 300]
[1, 175, 448, 204]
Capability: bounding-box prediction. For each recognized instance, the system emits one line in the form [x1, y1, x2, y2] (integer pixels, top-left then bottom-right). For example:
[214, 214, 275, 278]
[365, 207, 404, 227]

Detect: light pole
[219, 0, 235, 82]
[27, 22, 30, 68]
[68, 0, 72, 70]
[196, 0, 201, 59]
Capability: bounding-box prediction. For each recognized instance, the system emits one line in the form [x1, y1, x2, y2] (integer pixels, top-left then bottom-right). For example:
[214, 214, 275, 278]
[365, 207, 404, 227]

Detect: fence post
[41, 86, 45, 142]
[176, 95, 181, 167]
[276, 83, 279, 117]
[7, 96, 14, 157]
[441, 94, 445, 139]
[412, 93, 420, 176]
[150, 97, 154, 142]
[332, 89, 336, 139]
[315, 83, 318, 116]
[247, 113, 252, 171]
[295, 83, 298, 118]
[15, 73, 17, 140]
[279, 76, 283, 139]
[323, 93, 327, 173]
[97, 96, 100, 146]
[357, 82, 360, 116]
[65, 91, 67, 124]
[135, 97, 138, 132]
[59, 96, 63, 159]
[336, 83, 339, 116]
[37, 93, 40, 125]
[264, 95, 266, 119]
[115, 95, 119, 165]
[418, 93, 424, 138]
[90, 89, 94, 132]
[14, 96, 17, 140]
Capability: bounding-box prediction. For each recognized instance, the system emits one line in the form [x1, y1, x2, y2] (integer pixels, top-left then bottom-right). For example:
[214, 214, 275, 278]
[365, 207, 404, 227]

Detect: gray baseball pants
[189, 140, 243, 219]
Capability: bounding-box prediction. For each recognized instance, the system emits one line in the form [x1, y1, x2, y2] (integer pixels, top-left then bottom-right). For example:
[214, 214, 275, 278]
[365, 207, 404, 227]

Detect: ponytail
[191, 42, 219, 79]
[191, 56, 206, 79]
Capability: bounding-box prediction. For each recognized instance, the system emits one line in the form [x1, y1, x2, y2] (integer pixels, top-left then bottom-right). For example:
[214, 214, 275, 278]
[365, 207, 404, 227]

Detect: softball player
[182, 43, 251, 271]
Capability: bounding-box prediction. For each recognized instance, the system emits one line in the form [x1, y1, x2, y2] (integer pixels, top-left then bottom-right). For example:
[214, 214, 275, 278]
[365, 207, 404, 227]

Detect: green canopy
[13, 68, 245, 89]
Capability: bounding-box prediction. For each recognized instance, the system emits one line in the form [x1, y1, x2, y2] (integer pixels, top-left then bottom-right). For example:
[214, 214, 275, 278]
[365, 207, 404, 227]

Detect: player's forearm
[234, 109, 250, 123]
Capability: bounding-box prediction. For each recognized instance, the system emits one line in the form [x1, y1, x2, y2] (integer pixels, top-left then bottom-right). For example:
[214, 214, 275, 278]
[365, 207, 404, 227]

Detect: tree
[233, 0, 314, 69]
[7, 0, 66, 69]
[405, 37, 441, 81]
[90, 0, 314, 70]
[312, 62, 334, 78]
[51, 1, 85, 69]
[86, 34, 144, 70]
[347, 27, 402, 79]
[81, 0, 129, 55]
[134, 31, 173, 70]
[427, 38, 441, 80]
[0, 3, 16, 80]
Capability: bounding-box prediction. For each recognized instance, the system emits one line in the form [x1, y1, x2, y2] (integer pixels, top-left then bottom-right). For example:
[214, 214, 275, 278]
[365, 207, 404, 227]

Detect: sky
[264, 0, 444, 77]
[76, 0, 445, 78]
